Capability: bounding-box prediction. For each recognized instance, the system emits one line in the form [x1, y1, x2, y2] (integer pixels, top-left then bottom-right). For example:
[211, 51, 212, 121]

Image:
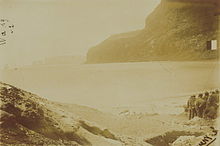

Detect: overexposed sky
[0, 0, 160, 67]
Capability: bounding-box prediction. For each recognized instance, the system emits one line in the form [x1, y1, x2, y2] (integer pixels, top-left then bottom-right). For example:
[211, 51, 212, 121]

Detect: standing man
[204, 91, 219, 119]
[187, 95, 196, 120]
[203, 91, 209, 102]
[214, 89, 219, 104]
[202, 91, 209, 118]
[195, 93, 206, 118]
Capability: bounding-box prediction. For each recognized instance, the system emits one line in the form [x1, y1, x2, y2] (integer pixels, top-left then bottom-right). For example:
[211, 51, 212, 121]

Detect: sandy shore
[1, 82, 219, 146]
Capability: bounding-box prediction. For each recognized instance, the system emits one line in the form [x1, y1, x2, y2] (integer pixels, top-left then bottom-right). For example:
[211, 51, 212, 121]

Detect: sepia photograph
[0, 0, 219, 145]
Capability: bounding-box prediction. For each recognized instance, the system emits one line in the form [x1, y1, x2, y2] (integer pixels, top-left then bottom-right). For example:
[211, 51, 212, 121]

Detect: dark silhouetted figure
[195, 93, 206, 118]
[187, 95, 196, 120]
[202, 91, 209, 118]
[204, 91, 219, 119]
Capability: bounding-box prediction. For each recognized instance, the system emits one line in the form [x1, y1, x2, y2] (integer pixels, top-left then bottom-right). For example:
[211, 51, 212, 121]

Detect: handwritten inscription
[0, 19, 14, 45]
[198, 127, 218, 146]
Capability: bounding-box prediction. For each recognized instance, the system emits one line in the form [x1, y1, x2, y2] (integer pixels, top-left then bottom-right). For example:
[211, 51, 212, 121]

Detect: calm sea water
[1, 61, 219, 114]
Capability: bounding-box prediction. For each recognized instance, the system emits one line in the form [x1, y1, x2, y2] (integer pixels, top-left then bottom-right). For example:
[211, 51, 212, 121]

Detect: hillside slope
[86, 0, 219, 63]
[0, 82, 123, 146]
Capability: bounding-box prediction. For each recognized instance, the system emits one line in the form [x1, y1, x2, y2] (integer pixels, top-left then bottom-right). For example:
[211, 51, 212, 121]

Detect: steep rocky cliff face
[86, 0, 219, 63]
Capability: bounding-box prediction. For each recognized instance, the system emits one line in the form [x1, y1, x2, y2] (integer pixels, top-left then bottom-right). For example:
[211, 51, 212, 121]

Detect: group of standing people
[187, 89, 219, 120]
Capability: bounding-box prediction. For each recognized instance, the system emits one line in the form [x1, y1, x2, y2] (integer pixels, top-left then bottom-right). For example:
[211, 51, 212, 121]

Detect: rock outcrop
[86, 0, 219, 63]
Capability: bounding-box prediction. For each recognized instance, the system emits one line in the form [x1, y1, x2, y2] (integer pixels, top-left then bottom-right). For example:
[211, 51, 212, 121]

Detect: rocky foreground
[0, 82, 218, 145]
